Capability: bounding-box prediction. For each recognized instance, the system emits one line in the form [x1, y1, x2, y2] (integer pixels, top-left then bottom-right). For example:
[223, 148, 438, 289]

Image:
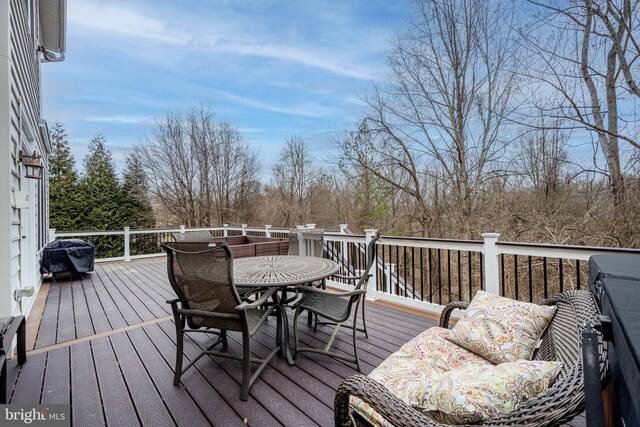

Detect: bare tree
[271, 136, 317, 226]
[339, 0, 518, 237]
[135, 105, 260, 226]
[525, 0, 640, 210]
[515, 118, 570, 209]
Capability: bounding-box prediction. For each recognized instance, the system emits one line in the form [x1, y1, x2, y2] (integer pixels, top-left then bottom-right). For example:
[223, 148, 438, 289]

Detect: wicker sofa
[335, 290, 607, 427]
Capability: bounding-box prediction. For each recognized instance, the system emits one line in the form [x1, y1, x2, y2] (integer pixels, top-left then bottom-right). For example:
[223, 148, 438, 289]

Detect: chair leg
[361, 297, 368, 338]
[220, 329, 228, 351]
[275, 307, 283, 352]
[307, 310, 313, 326]
[352, 315, 361, 372]
[240, 330, 251, 401]
[173, 317, 184, 386]
[292, 309, 302, 357]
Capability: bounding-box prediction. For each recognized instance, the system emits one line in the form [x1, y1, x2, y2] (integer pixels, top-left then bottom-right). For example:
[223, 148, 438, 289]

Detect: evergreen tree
[80, 135, 125, 230]
[121, 155, 155, 228]
[48, 122, 81, 231]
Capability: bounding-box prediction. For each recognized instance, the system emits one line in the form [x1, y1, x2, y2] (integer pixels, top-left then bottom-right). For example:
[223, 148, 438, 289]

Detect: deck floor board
[11, 258, 585, 427]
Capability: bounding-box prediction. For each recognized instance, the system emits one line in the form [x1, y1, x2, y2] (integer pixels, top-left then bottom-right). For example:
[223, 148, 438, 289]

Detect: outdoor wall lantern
[19, 150, 44, 179]
[37, 45, 64, 62]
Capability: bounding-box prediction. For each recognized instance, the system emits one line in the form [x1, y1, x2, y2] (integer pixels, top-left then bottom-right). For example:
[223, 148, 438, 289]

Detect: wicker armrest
[335, 375, 443, 427]
[439, 301, 468, 328]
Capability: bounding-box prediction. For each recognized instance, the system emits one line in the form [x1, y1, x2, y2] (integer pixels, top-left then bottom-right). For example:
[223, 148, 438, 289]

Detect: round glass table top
[234, 255, 339, 287]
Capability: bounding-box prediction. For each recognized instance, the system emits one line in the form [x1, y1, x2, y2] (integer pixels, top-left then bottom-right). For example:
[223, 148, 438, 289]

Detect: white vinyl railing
[49, 224, 640, 316]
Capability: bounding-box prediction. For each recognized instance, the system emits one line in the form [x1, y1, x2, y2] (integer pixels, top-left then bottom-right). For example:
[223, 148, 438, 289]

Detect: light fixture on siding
[37, 45, 64, 62]
[19, 150, 44, 179]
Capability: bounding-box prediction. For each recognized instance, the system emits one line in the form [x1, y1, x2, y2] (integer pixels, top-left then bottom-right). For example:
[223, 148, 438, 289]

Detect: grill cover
[40, 239, 95, 274]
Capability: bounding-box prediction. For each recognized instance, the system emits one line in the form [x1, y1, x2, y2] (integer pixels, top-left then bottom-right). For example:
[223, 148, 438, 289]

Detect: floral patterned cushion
[411, 360, 563, 424]
[350, 327, 492, 427]
[447, 291, 557, 364]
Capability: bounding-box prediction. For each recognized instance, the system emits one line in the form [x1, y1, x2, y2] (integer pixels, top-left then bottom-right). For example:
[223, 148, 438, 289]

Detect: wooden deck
[6, 258, 586, 427]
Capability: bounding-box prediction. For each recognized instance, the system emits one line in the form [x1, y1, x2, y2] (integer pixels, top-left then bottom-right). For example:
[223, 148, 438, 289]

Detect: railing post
[364, 229, 378, 300]
[48, 228, 56, 244]
[123, 227, 131, 262]
[265, 224, 272, 238]
[223, 224, 229, 237]
[241, 224, 248, 236]
[384, 263, 395, 295]
[482, 232, 500, 295]
[339, 224, 349, 263]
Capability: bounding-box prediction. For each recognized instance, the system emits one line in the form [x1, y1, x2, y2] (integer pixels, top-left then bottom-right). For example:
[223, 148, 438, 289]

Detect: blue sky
[42, 0, 410, 178]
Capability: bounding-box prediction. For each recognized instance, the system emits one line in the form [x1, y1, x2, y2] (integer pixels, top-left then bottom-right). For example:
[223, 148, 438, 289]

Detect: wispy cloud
[70, 0, 374, 80]
[69, 2, 189, 45]
[210, 40, 371, 80]
[213, 89, 337, 118]
[238, 127, 266, 133]
[84, 115, 154, 124]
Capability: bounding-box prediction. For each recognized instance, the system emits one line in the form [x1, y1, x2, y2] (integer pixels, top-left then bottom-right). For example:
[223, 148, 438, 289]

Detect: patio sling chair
[334, 290, 608, 427]
[163, 241, 261, 299]
[161, 242, 281, 401]
[292, 232, 381, 371]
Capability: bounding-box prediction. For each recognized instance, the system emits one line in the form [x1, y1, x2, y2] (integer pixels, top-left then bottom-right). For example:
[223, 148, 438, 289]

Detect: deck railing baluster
[500, 253, 505, 297]
[428, 248, 433, 303]
[420, 247, 424, 301]
[528, 256, 533, 303]
[457, 250, 462, 302]
[437, 249, 442, 306]
[447, 250, 452, 303]
[559, 258, 564, 292]
[468, 251, 473, 301]
[514, 254, 519, 300]
[411, 247, 416, 299]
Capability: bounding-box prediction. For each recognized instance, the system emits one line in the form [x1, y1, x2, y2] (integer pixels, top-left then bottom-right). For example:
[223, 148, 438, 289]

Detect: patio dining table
[234, 255, 339, 365]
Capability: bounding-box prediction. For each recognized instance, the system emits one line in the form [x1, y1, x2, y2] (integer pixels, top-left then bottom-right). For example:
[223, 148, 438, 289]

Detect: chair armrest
[236, 287, 279, 310]
[166, 298, 180, 305]
[292, 285, 366, 298]
[176, 307, 242, 321]
[439, 301, 468, 328]
[334, 375, 443, 427]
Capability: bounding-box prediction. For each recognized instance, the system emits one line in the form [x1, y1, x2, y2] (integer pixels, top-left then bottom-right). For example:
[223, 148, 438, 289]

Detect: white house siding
[0, 0, 49, 319]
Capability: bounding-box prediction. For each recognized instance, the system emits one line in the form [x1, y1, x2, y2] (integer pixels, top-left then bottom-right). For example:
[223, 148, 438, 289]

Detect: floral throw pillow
[447, 291, 557, 364]
[412, 360, 563, 424]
